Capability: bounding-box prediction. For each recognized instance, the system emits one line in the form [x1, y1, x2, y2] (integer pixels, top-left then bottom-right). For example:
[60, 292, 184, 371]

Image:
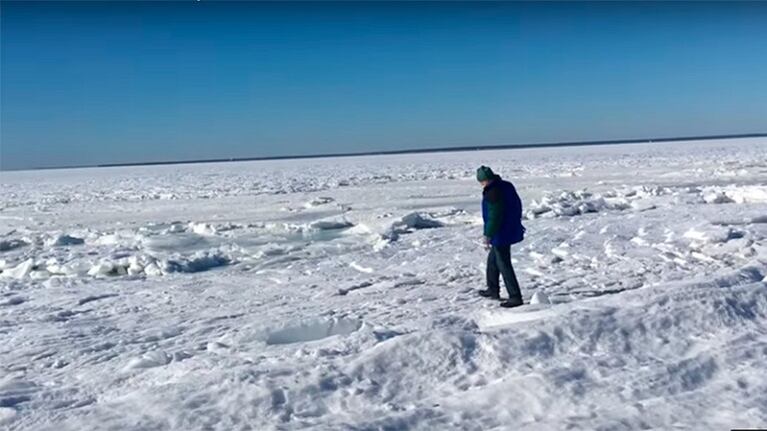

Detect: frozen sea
[1, 138, 766, 430]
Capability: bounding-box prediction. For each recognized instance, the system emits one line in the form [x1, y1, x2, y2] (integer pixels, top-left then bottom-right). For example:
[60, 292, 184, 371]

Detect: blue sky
[2, 1, 766, 170]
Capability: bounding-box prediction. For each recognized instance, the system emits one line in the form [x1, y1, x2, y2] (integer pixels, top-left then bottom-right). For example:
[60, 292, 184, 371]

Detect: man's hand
[483, 236, 491, 250]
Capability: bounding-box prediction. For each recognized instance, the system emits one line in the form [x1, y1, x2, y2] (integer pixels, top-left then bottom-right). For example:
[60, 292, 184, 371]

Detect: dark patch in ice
[372, 329, 406, 342]
[52, 397, 96, 410]
[716, 297, 760, 320]
[163, 253, 230, 273]
[429, 315, 479, 332]
[337, 281, 373, 296]
[400, 213, 444, 229]
[77, 293, 119, 306]
[548, 366, 590, 396]
[569, 286, 639, 299]
[206, 313, 245, 323]
[47, 235, 85, 247]
[0, 239, 27, 252]
[707, 265, 765, 289]
[309, 219, 353, 231]
[522, 331, 557, 358]
[0, 396, 30, 408]
[393, 278, 425, 288]
[662, 356, 718, 394]
[0, 379, 37, 409]
[270, 388, 286, 407]
[0, 297, 25, 307]
[44, 309, 91, 322]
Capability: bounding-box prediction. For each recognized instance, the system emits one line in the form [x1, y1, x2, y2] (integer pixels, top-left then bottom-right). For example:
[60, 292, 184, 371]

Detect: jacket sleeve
[484, 187, 504, 237]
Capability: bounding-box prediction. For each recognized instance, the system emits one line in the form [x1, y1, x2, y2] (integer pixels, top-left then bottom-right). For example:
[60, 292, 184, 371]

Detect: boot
[500, 296, 524, 308]
[478, 289, 501, 300]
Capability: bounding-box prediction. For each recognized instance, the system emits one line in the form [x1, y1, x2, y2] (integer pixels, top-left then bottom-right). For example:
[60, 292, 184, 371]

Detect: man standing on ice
[476, 166, 526, 308]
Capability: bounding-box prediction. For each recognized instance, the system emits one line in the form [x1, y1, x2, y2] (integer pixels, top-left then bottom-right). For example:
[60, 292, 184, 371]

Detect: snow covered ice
[1, 138, 767, 430]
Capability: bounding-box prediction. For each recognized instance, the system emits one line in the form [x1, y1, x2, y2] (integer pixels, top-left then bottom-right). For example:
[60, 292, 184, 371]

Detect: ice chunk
[167, 222, 186, 233]
[123, 350, 172, 370]
[530, 291, 551, 305]
[1, 259, 34, 279]
[304, 196, 335, 208]
[350, 262, 374, 273]
[144, 262, 163, 276]
[684, 226, 739, 244]
[88, 261, 116, 277]
[702, 191, 734, 204]
[188, 222, 217, 236]
[45, 234, 85, 247]
[399, 212, 443, 229]
[525, 189, 632, 219]
[159, 251, 230, 273]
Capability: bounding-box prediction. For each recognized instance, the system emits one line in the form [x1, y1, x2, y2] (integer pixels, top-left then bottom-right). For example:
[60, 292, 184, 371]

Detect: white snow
[1, 137, 766, 430]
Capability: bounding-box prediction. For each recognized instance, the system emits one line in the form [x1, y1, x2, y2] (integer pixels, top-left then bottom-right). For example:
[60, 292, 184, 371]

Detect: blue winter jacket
[482, 176, 525, 246]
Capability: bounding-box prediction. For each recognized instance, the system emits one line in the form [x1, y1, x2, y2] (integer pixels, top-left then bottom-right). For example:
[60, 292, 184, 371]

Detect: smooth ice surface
[1, 138, 767, 430]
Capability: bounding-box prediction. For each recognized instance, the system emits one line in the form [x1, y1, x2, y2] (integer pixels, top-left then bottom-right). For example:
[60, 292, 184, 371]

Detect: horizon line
[5, 132, 767, 172]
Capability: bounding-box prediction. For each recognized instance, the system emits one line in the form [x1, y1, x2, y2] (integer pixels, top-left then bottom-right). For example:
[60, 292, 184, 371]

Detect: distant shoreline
[9, 132, 767, 172]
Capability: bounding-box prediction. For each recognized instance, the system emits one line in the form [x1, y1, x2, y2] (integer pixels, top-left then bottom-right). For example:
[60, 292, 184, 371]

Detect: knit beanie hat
[476, 165, 495, 182]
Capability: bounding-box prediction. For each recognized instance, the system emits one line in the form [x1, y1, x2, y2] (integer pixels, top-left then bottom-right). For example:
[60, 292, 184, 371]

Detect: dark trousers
[486, 245, 522, 300]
